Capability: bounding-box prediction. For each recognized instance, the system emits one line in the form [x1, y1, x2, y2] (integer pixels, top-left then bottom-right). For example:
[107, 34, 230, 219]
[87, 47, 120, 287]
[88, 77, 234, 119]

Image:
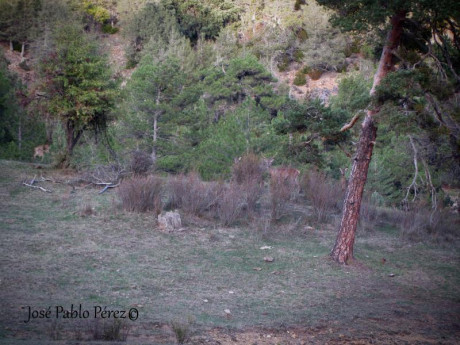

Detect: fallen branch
[98, 183, 120, 194]
[93, 182, 114, 186]
[22, 182, 52, 193]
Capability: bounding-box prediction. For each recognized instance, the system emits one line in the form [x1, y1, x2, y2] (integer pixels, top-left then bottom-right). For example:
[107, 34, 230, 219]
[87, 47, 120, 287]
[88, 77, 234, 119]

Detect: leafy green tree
[201, 54, 275, 119]
[38, 23, 115, 166]
[124, 57, 186, 166]
[0, 57, 18, 147]
[272, 98, 349, 167]
[123, 1, 178, 66]
[163, 0, 240, 43]
[0, 56, 47, 160]
[316, 0, 460, 264]
[0, 0, 41, 59]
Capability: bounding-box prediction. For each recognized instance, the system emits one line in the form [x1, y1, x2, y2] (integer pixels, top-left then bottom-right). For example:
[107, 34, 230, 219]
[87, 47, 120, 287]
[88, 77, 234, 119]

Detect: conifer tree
[316, 0, 460, 264]
[39, 23, 115, 166]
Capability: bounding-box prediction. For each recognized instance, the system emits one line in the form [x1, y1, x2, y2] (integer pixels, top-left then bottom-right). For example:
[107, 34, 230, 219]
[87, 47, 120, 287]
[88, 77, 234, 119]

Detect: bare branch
[22, 182, 52, 193]
[422, 158, 437, 210]
[98, 183, 120, 194]
[340, 113, 362, 132]
[403, 136, 419, 208]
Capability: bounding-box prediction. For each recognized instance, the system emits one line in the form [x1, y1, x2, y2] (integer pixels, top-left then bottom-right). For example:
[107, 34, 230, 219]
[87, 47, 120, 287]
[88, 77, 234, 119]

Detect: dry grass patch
[0, 161, 459, 344]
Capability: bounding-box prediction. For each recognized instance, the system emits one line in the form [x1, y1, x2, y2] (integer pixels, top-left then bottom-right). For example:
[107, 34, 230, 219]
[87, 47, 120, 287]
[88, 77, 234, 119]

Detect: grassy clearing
[0, 160, 459, 344]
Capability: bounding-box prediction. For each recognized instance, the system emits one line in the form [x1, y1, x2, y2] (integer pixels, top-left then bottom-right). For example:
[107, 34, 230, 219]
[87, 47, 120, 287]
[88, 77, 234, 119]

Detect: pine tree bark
[331, 114, 377, 263]
[331, 11, 407, 264]
[61, 121, 83, 167]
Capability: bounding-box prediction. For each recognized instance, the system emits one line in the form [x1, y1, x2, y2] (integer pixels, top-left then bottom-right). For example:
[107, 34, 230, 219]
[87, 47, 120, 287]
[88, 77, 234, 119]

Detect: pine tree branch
[340, 113, 362, 132]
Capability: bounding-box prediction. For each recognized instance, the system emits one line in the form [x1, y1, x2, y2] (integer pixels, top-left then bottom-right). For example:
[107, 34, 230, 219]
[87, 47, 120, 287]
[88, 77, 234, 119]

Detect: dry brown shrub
[270, 177, 298, 220]
[217, 182, 246, 226]
[301, 169, 339, 223]
[80, 204, 96, 217]
[232, 153, 264, 185]
[358, 193, 381, 232]
[387, 207, 459, 242]
[130, 150, 153, 176]
[232, 153, 265, 212]
[167, 173, 221, 216]
[118, 175, 162, 214]
[308, 68, 323, 80]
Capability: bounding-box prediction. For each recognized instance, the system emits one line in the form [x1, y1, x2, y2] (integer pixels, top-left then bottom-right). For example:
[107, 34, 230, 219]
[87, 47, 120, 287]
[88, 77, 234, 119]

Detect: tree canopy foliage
[0, 0, 458, 208]
[38, 23, 115, 165]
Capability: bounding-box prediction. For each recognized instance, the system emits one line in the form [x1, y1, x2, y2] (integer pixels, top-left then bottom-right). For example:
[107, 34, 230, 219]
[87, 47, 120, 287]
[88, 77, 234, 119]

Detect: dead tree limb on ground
[22, 175, 52, 193]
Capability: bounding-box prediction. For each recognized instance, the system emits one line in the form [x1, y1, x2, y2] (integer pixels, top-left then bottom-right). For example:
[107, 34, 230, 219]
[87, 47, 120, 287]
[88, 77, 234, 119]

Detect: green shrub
[170, 318, 195, 344]
[301, 65, 311, 74]
[293, 70, 307, 86]
[293, 49, 304, 62]
[336, 62, 347, 73]
[360, 43, 374, 59]
[277, 55, 291, 72]
[296, 28, 308, 41]
[344, 40, 360, 58]
[102, 24, 119, 34]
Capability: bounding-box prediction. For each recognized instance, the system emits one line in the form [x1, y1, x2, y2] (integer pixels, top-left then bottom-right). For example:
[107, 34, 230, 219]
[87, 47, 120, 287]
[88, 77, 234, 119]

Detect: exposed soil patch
[275, 68, 339, 103]
[101, 32, 135, 86]
[1, 42, 37, 90]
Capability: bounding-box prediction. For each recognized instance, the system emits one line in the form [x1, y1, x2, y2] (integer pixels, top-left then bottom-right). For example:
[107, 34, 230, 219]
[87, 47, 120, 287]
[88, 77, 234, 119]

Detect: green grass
[0, 160, 459, 343]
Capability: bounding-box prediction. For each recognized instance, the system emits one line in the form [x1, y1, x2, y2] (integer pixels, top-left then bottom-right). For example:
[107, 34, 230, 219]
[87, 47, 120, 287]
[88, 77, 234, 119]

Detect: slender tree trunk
[331, 11, 407, 264]
[20, 42, 26, 62]
[18, 117, 22, 150]
[152, 113, 158, 163]
[62, 121, 82, 167]
[151, 90, 161, 163]
[9, 40, 13, 51]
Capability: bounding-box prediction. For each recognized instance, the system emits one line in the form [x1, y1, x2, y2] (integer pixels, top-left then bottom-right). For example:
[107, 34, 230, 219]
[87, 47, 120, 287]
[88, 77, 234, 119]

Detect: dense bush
[308, 68, 323, 81]
[102, 24, 119, 34]
[167, 173, 221, 216]
[270, 173, 299, 221]
[293, 70, 307, 86]
[392, 208, 459, 242]
[301, 169, 340, 223]
[130, 150, 153, 176]
[118, 176, 163, 214]
[231, 153, 265, 212]
[216, 183, 246, 226]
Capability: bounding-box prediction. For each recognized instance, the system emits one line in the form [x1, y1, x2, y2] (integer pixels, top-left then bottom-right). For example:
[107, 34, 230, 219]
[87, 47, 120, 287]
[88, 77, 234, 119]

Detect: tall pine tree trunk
[331, 11, 407, 264]
[61, 121, 83, 168]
